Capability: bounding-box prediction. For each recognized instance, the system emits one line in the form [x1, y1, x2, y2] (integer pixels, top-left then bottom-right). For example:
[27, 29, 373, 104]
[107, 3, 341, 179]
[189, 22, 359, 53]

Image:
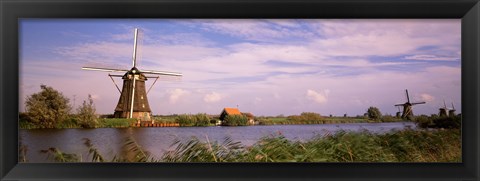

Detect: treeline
[414, 114, 461, 129]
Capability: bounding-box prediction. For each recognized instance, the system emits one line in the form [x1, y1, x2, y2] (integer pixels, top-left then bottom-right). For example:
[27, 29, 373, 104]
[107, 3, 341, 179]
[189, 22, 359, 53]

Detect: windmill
[394, 89, 426, 120]
[449, 102, 456, 117]
[82, 28, 182, 121]
[439, 100, 448, 117]
[439, 100, 456, 117]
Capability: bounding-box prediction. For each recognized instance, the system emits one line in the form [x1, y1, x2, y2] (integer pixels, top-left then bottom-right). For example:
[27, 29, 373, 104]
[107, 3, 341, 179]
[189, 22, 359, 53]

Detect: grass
[32, 128, 460, 163]
[97, 118, 137, 128]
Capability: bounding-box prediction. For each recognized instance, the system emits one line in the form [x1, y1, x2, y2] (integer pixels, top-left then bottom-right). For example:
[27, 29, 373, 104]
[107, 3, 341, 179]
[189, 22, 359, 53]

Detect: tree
[367, 107, 382, 120]
[77, 94, 98, 128]
[25, 85, 71, 128]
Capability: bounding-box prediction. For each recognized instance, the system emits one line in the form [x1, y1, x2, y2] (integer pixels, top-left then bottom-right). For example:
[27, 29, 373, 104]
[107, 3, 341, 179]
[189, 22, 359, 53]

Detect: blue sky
[19, 19, 461, 116]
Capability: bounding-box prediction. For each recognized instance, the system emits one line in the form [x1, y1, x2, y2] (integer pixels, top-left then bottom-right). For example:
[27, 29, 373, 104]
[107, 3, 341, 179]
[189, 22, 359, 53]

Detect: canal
[20, 122, 416, 162]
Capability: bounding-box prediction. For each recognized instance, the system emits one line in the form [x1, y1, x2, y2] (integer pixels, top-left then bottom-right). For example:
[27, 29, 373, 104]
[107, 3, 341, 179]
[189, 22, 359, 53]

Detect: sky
[19, 19, 461, 117]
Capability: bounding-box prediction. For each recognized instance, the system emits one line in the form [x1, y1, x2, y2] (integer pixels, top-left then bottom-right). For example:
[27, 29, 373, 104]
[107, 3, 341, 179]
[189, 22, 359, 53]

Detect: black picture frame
[1, 0, 479, 180]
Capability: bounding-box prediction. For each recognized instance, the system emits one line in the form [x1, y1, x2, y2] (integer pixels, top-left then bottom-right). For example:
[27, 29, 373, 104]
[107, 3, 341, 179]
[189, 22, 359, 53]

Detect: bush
[287, 112, 323, 123]
[367, 107, 382, 120]
[24, 85, 71, 128]
[77, 95, 97, 128]
[415, 114, 461, 129]
[176, 113, 211, 127]
[380, 115, 401, 123]
[223, 115, 248, 126]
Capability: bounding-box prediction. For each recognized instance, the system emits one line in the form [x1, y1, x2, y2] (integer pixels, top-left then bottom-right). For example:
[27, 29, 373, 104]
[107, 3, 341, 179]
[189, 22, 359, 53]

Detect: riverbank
[19, 115, 407, 129]
[23, 128, 460, 163]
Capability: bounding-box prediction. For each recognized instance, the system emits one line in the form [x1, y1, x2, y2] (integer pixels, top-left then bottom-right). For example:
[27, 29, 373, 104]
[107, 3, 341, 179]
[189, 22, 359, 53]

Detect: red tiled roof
[224, 107, 241, 115]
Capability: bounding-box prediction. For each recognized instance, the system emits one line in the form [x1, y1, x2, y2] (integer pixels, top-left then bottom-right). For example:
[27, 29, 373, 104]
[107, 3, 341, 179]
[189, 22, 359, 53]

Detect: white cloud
[203, 92, 224, 103]
[420, 93, 435, 102]
[167, 88, 189, 103]
[306, 89, 330, 104]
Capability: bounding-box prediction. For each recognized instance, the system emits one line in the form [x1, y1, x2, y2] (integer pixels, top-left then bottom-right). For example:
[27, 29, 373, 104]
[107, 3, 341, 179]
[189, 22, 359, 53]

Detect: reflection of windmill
[82, 28, 182, 121]
[394, 89, 426, 120]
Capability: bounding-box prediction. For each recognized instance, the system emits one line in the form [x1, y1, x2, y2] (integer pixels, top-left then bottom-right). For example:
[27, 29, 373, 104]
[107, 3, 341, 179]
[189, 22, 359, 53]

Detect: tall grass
[35, 129, 460, 163]
[176, 113, 211, 127]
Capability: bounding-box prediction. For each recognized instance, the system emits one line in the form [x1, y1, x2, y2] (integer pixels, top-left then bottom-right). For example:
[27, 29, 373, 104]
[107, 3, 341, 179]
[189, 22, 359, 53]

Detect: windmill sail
[394, 89, 426, 120]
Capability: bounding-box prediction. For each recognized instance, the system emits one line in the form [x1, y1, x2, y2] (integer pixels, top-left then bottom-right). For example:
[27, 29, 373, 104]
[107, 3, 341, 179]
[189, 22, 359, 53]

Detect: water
[19, 122, 416, 162]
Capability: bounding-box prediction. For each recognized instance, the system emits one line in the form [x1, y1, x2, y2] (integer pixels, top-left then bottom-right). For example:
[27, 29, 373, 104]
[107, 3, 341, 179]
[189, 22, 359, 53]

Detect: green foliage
[163, 129, 460, 162]
[176, 113, 211, 127]
[83, 138, 105, 162]
[97, 118, 137, 128]
[222, 114, 248, 126]
[25, 85, 71, 128]
[162, 136, 245, 162]
[76, 94, 97, 128]
[287, 112, 323, 123]
[40, 147, 80, 162]
[367, 107, 382, 120]
[380, 115, 401, 123]
[414, 114, 461, 129]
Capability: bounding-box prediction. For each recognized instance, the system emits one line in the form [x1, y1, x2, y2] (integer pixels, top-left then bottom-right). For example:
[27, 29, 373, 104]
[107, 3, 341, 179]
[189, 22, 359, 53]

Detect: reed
[34, 129, 460, 163]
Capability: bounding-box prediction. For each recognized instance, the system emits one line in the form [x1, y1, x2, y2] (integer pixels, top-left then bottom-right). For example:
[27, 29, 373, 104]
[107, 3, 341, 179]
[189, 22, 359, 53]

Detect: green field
[256, 115, 403, 125]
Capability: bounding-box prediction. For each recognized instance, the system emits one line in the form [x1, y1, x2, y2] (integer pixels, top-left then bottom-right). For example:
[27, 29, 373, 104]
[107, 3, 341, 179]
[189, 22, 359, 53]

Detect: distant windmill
[449, 102, 456, 117]
[439, 100, 448, 117]
[394, 89, 426, 120]
[439, 100, 456, 117]
[82, 28, 182, 121]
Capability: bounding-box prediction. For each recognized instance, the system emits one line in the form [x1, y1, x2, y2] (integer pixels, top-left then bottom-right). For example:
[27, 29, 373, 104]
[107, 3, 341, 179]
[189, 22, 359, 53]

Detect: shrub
[223, 114, 248, 126]
[415, 114, 461, 129]
[24, 85, 71, 128]
[367, 107, 382, 120]
[77, 95, 98, 128]
[287, 112, 323, 123]
[176, 113, 211, 127]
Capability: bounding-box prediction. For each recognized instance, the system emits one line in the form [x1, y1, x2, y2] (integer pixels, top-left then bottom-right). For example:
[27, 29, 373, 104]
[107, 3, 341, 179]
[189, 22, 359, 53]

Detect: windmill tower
[394, 89, 426, 120]
[82, 28, 182, 121]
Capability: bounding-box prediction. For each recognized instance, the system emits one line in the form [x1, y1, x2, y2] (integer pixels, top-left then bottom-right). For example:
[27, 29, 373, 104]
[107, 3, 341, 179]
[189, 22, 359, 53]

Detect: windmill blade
[394, 103, 405, 106]
[405, 89, 410, 103]
[411, 101, 426, 105]
[82, 67, 129, 72]
[132, 28, 139, 67]
[443, 100, 447, 109]
[451, 102, 455, 110]
[140, 70, 183, 76]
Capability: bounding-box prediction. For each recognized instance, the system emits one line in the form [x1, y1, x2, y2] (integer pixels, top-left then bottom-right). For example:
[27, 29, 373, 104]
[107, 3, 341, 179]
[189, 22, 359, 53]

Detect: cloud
[419, 93, 435, 102]
[167, 88, 189, 103]
[203, 92, 224, 103]
[404, 54, 459, 61]
[191, 19, 314, 42]
[306, 89, 330, 104]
